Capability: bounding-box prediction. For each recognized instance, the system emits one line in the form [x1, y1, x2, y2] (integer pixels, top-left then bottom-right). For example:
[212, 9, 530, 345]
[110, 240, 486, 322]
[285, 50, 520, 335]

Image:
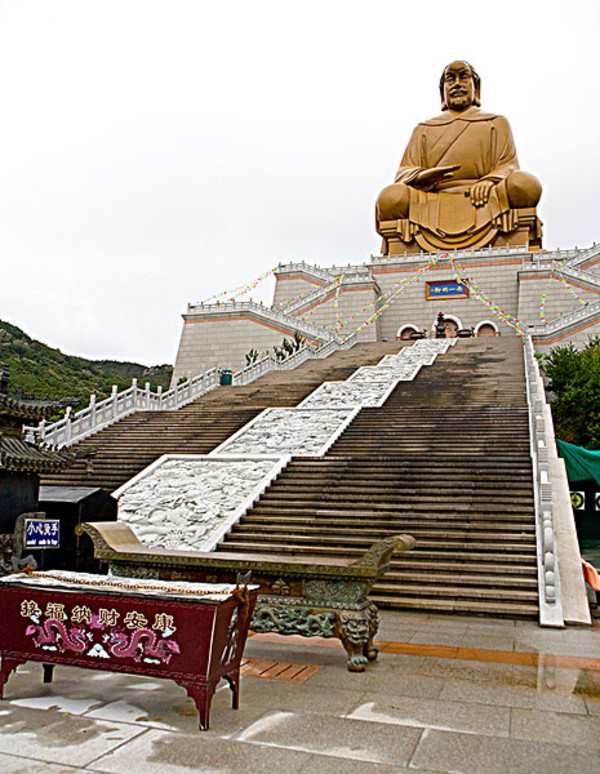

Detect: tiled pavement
[1, 610, 600, 773]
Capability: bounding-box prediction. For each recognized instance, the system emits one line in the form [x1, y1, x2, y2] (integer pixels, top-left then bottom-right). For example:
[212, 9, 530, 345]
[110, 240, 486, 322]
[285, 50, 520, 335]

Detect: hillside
[0, 320, 173, 411]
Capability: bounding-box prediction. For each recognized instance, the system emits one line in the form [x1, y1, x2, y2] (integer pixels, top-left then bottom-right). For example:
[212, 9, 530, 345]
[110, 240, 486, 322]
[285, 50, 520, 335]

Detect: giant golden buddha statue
[376, 61, 542, 254]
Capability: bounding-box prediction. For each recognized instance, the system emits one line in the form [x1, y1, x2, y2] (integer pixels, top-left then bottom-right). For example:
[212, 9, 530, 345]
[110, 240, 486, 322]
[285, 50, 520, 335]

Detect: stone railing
[555, 264, 600, 290]
[370, 244, 531, 266]
[523, 336, 564, 627]
[185, 299, 332, 342]
[276, 261, 371, 282]
[529, 297, 600, 339]
[24, 332, 358, 448]
[522, 257, 600, 286]
[24, 369, 220, 449]
[233, 333, 356, 385]
[281, 272, 377, 316]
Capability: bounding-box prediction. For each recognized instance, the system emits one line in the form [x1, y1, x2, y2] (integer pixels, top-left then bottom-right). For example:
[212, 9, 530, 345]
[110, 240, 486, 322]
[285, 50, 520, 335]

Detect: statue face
[442, 61, 475, 111]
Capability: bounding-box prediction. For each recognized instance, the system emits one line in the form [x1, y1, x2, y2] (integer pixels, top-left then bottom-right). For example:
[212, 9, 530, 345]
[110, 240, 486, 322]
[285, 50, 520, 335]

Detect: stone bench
[0, 570, 258, 730]
[83, 522, 416, 672]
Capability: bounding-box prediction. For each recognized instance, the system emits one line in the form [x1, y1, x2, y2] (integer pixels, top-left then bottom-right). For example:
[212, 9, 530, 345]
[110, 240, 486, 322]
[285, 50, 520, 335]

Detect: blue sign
[24, 519, 60, 549]
[426, 281, 468, 299]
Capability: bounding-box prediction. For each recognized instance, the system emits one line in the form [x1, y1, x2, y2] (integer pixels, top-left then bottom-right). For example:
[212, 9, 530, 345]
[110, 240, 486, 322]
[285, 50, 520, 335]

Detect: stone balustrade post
[145, 382, 151, 409]
[65, 406, 73, 444]
[111, 385, 118, 418]
[90, 394, 96, 429]
[157, 385, 163, 409]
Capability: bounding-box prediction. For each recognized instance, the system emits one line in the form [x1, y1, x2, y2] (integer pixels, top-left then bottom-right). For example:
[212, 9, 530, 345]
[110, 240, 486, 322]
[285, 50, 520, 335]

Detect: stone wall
[171, 246, 600, 381]
[518, 271, 600, 324]
[173, 313, 312, 382]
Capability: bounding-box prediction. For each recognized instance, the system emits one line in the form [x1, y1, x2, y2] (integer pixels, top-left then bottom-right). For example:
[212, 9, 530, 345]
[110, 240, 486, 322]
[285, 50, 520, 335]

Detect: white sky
[0, 0, 598, 365]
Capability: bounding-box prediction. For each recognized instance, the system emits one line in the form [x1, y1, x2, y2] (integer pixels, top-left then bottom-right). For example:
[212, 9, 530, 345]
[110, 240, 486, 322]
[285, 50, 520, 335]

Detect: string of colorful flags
[197, 265, 279, 305]
[447, 256, 528, 340]
[313, 254, 441, 342]
[334, 275, 343, 327]
[192, 252, 595, 342]
[341, 256, 441, 341]
[539, 262, 589, 323]
[300, 274, 345, 320]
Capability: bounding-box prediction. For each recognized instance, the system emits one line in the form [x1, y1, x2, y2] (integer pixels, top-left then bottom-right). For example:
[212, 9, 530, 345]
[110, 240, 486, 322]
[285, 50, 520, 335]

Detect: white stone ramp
[209, 407, 358, 457]
[112, 338, 454, 552]
[114, 455, 288, 552]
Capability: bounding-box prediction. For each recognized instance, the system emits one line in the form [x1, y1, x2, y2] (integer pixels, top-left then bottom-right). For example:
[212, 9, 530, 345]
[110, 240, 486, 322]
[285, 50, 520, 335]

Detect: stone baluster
[111, 385, 118, 418]
[65, 406, 73, 444]
[90, 394, 96, 430]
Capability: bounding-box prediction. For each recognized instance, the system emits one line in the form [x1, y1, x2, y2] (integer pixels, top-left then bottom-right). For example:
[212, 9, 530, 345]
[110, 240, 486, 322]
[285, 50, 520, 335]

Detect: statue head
[439, 61, 481, 111]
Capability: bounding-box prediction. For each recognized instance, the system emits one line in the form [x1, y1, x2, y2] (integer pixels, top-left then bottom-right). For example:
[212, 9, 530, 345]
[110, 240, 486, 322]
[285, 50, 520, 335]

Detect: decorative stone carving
[214, 408, 353, 457]
[270, 578, 290, 596]
[252, 602, 337, 638]
[304, 579, 368, 605]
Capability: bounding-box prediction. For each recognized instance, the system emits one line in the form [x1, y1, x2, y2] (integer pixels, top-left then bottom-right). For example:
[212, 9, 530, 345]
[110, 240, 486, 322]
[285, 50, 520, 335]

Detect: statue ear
[439, 74, 448, 111]
[472, 68, 481, 106]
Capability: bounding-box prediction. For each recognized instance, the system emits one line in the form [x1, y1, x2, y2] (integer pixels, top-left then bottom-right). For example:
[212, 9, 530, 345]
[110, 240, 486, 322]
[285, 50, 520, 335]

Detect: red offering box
[0, 571, 258, 730]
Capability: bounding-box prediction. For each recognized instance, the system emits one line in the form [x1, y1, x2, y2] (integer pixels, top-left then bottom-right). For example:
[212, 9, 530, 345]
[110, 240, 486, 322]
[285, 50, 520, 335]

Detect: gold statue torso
[376, 66, 543, 254]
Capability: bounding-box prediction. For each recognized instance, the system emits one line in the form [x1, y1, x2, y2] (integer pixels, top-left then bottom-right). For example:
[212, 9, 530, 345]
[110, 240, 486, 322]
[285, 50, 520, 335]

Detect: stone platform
[0, 609, 599, 772]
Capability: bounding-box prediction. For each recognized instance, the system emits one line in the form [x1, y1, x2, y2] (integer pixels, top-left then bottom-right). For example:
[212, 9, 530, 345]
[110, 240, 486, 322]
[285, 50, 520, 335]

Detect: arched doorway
[397, 325, 418, 340]
[475, 321, 499, 337]
[444, 319, 459, 338]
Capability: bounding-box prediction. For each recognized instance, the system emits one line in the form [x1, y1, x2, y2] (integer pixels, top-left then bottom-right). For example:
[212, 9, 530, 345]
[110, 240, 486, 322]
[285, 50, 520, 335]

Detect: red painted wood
[0, 581, 257, 730]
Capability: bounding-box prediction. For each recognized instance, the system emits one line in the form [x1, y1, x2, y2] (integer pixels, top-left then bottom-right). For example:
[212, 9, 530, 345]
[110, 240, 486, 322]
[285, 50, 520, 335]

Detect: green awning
[556, 439, 600, 486]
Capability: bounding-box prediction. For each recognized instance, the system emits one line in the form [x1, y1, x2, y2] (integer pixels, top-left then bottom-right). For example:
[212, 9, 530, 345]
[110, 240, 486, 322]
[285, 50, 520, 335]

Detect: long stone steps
[218, 336, 540, 618]
[42, 342, 401, 492]
[238, 516, 535, 533]
[218, 538, 535, 565]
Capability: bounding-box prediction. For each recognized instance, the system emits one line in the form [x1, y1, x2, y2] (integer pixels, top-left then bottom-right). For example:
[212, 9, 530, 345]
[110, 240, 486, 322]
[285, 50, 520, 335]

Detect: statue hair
[439, 62, 481, 110]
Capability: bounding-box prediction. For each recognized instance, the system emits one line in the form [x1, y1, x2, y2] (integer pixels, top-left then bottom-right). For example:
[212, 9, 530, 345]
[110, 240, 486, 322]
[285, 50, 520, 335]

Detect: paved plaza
[1, 609, 599, 773]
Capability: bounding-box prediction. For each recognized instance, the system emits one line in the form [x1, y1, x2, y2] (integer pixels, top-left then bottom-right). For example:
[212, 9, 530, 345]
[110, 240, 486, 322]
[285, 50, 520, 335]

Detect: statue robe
[392, 106, 522, 250]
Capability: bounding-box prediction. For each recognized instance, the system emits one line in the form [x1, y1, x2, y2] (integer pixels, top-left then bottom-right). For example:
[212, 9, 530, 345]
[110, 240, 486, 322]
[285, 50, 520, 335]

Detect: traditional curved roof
[0, 392, 65, 422]
[0, 435, 76, 474]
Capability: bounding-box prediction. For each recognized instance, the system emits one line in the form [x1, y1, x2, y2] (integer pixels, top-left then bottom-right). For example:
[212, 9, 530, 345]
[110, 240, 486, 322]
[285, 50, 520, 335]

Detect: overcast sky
[0, 1, 598, 365]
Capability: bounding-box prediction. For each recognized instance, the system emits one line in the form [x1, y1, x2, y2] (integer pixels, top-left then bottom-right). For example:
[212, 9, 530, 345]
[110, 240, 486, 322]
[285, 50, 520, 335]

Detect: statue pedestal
[378, 207, 542, 256]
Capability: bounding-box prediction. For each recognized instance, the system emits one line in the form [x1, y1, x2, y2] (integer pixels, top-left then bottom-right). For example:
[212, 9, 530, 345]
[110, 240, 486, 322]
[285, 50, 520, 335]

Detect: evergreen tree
[539, 337, 600, 448]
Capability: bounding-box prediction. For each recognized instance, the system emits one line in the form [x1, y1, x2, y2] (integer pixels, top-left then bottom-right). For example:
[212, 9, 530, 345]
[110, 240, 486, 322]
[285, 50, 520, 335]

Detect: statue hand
[469, 180, 495, 207]
[412, 165, 460, 191]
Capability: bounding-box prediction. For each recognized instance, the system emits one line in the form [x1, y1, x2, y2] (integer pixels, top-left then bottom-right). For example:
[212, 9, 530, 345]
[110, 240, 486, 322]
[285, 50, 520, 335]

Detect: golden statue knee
[506, 171, 542, 208]
[376, 183, 410, 220]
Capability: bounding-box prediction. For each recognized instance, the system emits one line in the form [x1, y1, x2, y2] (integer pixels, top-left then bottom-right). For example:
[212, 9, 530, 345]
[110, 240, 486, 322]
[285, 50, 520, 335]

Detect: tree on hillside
[539, 337, 600, 449]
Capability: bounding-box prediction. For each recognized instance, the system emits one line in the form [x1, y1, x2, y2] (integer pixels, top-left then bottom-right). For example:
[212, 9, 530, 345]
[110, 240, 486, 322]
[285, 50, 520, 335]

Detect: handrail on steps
[23, 333, 358, 449]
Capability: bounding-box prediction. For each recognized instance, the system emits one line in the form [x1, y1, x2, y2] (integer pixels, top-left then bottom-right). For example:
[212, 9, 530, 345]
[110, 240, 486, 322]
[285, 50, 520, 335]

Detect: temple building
[172, 61, 600, 383]
[0, 364, 76, 569]
[172, 245, 600, 384]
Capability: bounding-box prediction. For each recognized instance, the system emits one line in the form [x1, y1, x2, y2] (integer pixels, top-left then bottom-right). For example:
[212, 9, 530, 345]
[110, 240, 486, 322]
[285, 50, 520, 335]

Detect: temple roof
[0, 434, 76, 474]
[0, 392, 63, 423]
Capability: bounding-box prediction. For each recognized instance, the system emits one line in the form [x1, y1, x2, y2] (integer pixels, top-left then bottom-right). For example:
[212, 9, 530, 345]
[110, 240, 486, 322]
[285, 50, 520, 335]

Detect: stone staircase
[217, 336, 539, 617]
[41, 342, 401, 493]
